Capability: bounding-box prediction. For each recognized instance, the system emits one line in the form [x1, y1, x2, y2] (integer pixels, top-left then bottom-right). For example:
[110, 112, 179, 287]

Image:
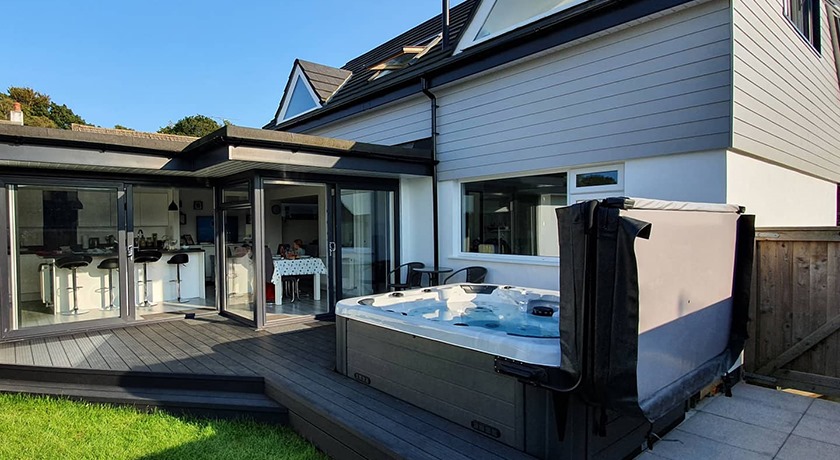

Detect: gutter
[421, 77, 441, 269]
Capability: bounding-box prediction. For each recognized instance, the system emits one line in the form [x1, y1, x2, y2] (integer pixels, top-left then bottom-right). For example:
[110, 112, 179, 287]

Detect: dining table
[270, 257, 327, 304]
[413, 266, 454, 286]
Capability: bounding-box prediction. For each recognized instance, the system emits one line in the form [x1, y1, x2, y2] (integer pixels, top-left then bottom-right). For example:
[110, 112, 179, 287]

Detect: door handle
[328, 242, 336, 254]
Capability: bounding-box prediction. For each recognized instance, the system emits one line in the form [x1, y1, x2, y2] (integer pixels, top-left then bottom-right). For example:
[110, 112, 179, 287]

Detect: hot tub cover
[556, 197, 754, 423]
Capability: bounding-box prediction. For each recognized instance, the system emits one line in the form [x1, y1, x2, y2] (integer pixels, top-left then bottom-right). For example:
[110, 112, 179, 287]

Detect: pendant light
[168, 199, 178, 211]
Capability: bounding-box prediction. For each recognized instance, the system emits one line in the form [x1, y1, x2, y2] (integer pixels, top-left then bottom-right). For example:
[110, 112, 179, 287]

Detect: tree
[114, 124, 134, 131]
[158, 115, 222, 137]
[1, 86, 87, 129]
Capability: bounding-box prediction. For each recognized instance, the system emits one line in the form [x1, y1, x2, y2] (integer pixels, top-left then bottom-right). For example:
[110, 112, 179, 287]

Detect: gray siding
[436, 0, 733, 180]
[732, 0, 840, 182]
[306, 95, 430, 145]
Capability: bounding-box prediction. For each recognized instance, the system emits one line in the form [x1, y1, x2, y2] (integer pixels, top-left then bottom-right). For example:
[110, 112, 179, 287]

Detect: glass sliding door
[8, 184, 122, 329]
[338, 189, 395, 299]
[220, 183, 255, 323]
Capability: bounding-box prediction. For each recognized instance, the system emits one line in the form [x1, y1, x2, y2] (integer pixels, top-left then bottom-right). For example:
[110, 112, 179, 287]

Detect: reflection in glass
[340, 189, 394, 298]
[462, 173, 567, 256]
[10, 185, 121, 329]
[223, 207, 255, 321]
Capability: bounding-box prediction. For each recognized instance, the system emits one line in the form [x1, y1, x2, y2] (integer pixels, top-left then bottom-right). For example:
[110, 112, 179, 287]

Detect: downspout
[421, 77, 440, 269]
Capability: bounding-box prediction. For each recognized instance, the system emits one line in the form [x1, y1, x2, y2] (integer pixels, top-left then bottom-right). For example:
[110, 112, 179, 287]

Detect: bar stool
[55, 255, 92, 316]
[97, 257, 120, 310]
[167, 253, 189, 302]
[134, 250, 162, 308]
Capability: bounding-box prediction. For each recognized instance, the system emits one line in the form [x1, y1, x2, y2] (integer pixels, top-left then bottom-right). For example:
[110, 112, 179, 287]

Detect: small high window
[276, 65, 321, 123]
[784, 0, 821, 51]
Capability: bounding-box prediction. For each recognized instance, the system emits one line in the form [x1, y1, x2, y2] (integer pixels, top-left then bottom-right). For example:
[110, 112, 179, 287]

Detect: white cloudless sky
[2, 1, 465, 132]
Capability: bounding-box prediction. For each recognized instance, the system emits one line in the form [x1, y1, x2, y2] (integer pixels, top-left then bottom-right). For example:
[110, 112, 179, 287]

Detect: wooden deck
[0, 316, 535, 460]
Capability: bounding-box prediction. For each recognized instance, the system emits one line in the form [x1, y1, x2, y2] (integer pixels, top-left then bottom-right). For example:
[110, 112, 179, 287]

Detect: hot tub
[336, 197, 754, 459]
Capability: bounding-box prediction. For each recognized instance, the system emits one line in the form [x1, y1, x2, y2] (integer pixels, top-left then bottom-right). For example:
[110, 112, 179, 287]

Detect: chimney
[442, 0, 450, 50]
[10, 102, 23, 125]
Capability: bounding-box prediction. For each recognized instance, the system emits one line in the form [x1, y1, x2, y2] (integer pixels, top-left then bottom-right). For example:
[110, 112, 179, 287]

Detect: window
[785, 0, 821, 51]
[455, 0, 587, 53]
[462, 172, 567, 257]
[369, 34, 442, 80]
[276, 65, 321, 123]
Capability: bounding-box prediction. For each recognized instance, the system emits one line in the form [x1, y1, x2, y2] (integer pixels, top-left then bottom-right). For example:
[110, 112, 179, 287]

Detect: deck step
[0, 365, 288, 424]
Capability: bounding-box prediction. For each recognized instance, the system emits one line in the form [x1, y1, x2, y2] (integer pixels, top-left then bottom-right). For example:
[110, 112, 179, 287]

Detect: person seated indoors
[288, 239, 306, 259]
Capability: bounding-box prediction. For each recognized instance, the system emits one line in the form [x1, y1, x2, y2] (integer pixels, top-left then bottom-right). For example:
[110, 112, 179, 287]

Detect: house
[1, 0, 839, 340]
[268, 0, 840, 290]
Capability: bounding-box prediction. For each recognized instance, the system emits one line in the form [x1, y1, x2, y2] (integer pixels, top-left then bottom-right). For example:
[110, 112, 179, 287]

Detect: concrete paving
[636, 383, 840, 460]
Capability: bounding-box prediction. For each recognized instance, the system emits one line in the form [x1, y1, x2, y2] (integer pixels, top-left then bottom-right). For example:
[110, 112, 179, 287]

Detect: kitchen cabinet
[78, 190, 117, 229]
[135, 191, 169, 227]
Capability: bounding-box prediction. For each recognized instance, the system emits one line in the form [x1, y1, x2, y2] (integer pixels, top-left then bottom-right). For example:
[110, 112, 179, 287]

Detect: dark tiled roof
[266, 0, 478, 129]
[298, 59, 352, 103]
[328, 0, 477, 107]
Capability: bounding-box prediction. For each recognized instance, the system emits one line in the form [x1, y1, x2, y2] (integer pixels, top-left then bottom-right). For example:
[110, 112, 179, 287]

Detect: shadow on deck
[0, 315, 534, 460]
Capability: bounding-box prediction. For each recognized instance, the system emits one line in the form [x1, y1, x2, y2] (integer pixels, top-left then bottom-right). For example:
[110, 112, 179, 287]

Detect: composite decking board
[70, 333, 110, 370]
[288, 411, 369, 460]
[113, 327, 174, 372]
[58, 336, 91, 368]
[0, 342, 15, 363]
[29, 339, 53, 367]
[1, 318, 536, 460]
[148, 323, 235, 375]
[158, 321, 258, 376]
[42, 337, 71, 368]
[192, 320, 529, 460]
[133, 325, 214, 375]
[0, 379, 279, 407]
[164, 321, 459, 460]
[14, 341, 34, 366]
[84, 331, 130, 371]
[123, 326, 189, 374]
[95, 331, 149, 371]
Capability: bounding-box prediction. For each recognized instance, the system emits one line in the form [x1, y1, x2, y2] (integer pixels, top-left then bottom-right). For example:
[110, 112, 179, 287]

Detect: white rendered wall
[726, 151, 836, 227]
[624, 150, 727, 203]
[399, 177, 434, 267]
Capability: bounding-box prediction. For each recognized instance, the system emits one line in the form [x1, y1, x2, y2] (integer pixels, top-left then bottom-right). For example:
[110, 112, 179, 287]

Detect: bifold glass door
[8, 184, 124, 330]
[337, 189, 395, 299]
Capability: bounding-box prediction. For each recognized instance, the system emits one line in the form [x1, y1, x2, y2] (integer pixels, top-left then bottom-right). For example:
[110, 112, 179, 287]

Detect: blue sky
[3, 1, 464, 132]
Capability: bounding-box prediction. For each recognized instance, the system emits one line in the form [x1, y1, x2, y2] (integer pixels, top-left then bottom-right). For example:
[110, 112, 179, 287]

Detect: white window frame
[275, 65, 322, 124]
[453, 0, 588, 55]
[568, 164, 624, 195]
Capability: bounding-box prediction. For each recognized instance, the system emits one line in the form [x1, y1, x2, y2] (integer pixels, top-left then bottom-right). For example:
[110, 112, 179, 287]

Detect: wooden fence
[745, 227, 840, 396]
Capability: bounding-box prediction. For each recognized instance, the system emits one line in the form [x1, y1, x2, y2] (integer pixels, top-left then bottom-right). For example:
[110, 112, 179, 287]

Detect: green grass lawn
[0, 393, 327, 460]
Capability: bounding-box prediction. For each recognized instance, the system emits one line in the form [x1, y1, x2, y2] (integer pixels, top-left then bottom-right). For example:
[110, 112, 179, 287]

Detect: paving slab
[806, 398, 840, 423]
[646, 429, 771, 460]
[775, 435, 840, 460]
[674, 411, 787, 456]
[699, 394, 804, 433]
[791, 413, 840, 447]
[728, 383, 814, 414]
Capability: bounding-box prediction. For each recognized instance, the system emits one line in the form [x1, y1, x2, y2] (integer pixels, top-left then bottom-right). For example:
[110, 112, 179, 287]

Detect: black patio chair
[387, 262, 424, 291]
[443, 266, 488, 284]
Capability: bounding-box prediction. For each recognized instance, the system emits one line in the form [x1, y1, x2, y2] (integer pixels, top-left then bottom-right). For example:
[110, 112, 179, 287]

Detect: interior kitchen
[9, 184, 216, 329]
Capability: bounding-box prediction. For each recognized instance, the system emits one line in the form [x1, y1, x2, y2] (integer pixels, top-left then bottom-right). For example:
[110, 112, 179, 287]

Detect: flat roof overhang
[0, 124, 434, 178]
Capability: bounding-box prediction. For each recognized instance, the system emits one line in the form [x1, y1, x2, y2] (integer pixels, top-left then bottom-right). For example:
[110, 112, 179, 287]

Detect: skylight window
[455, 0, 588, 54]
[369, 34, 442, 80]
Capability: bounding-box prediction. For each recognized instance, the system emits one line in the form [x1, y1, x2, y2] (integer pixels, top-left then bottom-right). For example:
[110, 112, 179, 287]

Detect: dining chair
[387, 262, 424, 291]
[443, 266, 488, 284]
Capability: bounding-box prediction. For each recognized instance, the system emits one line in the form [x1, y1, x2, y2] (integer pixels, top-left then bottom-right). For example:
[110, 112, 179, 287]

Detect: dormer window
[369, 34, 442, 80]
[276, 66, 321, 123]
[455, 0, 588, 54]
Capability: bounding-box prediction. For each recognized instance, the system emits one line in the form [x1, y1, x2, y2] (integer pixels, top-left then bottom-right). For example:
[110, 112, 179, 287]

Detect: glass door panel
[263, 182, 329, 320]
[222, 207, 255, 322]
[9, 184, 121, 329]
[338, 189, 394, 298]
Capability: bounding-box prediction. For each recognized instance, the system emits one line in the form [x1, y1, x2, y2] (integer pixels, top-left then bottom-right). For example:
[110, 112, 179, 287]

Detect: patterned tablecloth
[271, 257, 327, 284]
[270, 257, 327, 304]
